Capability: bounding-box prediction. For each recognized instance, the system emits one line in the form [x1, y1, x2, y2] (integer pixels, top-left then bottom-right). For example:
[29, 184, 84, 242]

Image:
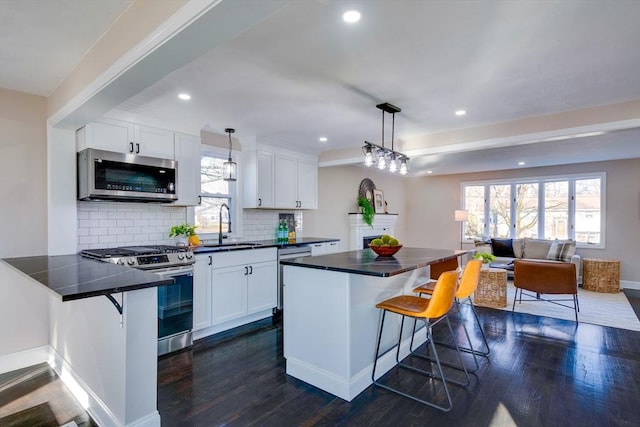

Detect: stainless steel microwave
[78, 148, 178, 202]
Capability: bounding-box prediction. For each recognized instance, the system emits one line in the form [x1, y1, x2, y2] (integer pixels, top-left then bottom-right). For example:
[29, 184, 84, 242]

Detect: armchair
[513, 259, 579, 321]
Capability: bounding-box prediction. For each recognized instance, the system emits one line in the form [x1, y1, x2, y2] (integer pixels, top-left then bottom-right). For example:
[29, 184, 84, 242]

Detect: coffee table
[474, 267, 508, 308]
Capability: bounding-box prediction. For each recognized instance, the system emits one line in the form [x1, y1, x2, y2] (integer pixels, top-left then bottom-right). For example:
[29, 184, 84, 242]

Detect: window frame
[461, 172, 606, 248]
[189, 144, 243, 240]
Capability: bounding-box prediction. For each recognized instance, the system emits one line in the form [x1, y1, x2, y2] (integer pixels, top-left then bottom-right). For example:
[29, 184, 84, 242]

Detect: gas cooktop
[80, 245, 194, 269]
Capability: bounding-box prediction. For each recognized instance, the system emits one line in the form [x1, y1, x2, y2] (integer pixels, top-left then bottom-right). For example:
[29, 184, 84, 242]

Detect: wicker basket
[582, 259, 620, 293]
[474, 268, 507, 308]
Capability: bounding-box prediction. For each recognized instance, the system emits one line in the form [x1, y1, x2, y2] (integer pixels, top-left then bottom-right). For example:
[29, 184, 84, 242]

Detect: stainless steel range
[81, 245, 195, 356]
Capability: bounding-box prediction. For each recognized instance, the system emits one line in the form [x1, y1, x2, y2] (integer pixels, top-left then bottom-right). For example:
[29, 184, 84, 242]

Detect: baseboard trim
[48, 348, 123, 427]
[621, 280, 640, 290]
[0, 345, 49, 374]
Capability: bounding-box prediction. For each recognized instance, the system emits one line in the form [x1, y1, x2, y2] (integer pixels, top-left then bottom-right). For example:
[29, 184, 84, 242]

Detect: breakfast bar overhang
[281, 247, 465, 401]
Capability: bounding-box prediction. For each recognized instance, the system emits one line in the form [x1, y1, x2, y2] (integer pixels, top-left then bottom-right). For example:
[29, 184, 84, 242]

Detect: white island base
[283, 265, 432, 401]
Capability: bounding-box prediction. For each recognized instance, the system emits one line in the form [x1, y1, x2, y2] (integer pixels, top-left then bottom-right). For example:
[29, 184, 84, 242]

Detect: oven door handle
[153, 265, 194, 278]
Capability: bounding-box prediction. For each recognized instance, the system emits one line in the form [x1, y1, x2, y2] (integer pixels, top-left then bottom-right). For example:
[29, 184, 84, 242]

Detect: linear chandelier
[363, 102, 409, 175]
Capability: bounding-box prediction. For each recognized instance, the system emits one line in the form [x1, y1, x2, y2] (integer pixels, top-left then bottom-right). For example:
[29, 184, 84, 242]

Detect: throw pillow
[523, 238, 553, 259]
[491, 238, 515, 257]
[512, 238, 524, 258]
[474, 239, 492, 255]
[546, 240, 576, 262]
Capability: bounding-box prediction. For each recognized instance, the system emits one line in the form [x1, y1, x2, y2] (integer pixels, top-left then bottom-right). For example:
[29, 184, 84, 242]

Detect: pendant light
[362, 102, 409, 174]
[223, 128, 237, 182]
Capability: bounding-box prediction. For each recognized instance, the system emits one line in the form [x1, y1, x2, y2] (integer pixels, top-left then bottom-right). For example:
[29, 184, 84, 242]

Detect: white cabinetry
[173, 132, 201, 206]
[309, 240, 341, 256]
[297, 158, 318, 209]
[243, 150, 275, 208]
[193, 254, 212, 331]
[193, 248, 277, 338]
[244, 146, 317, 209]
[76, 118, 174, 159]
[274, 155, 317, 209]
[326, 240, 340, 254]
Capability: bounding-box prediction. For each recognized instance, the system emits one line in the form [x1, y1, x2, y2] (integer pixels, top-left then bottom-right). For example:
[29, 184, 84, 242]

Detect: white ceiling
[0, 0, 132, 97]
[1, 0, 639, 175]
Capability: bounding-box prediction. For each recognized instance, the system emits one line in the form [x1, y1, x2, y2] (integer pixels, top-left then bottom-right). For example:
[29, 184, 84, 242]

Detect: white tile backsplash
[77, 202, 304, 250]
[77, 202, 187, 250]
[241, 209, 304, 241]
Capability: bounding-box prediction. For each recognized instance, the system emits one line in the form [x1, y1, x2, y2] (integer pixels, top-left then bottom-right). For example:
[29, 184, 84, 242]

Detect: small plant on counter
[473, 252, 496, 264]
[357, 196, 375, 227]
[169, 223, 200, 246]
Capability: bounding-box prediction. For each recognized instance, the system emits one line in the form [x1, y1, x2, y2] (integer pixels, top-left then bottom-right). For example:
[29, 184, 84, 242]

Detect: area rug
[493, 282, 640, 331]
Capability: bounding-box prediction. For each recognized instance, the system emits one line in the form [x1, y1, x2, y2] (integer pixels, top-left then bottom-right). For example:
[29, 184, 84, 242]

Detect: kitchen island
[281, 247, 465, 401]
[2, 255, 171, 427]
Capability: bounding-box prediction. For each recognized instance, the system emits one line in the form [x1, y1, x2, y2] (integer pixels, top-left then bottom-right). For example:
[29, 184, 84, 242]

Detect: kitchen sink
[203, 242, 262, 249]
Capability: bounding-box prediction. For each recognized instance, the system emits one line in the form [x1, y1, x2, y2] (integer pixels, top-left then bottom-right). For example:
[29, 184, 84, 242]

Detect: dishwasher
[277, 245, 312, 313]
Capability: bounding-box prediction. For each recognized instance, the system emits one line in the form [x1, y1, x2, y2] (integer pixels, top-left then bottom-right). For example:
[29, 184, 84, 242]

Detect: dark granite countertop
[2, 255, 173, 301]
[192, 237, 340, 254]
[280, 247, 467, 277]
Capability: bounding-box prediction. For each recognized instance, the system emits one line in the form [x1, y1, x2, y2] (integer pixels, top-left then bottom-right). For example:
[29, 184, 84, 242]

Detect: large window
[462, 173, 605, 247]
[195, 149, 235, 235]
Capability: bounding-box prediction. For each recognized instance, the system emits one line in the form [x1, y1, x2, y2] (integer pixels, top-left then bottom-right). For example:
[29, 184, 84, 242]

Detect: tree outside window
[195, 154, 234, 234]
[462, 174, 603, 246]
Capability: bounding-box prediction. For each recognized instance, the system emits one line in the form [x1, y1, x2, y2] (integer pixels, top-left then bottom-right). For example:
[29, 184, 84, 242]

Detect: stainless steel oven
[155, 265, 194, 356]
[80, 245, 194, 356]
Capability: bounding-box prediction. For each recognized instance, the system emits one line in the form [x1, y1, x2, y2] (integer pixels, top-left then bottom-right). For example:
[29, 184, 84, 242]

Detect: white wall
[0, 88, 50, 362]
[0, 88, 48, 257]
[304, 165, 407, 249]
[0, 263, 49, 364]
[405, 159, 640, 282]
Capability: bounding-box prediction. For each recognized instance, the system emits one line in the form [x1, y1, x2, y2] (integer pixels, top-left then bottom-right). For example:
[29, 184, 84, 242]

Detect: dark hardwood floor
[158, 305, 640, 427]
[2, 300, 639, 426]
[0, 363, 96, 426]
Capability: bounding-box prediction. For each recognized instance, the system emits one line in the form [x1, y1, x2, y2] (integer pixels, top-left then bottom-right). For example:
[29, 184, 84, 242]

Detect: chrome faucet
[219, 203, 230, 245]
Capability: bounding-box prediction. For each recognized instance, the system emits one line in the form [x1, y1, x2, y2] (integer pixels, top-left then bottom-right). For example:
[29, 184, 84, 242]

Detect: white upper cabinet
[133, 124, 174, 159]
[77, 118, 174, 159]
[296, 158, 318, 209]
[274, 154, 297, 208]
[173, 132, 201, 206]
[244, 149, 275, 208]
[245, 145, 317, 209]
[77, 118, 133, 153]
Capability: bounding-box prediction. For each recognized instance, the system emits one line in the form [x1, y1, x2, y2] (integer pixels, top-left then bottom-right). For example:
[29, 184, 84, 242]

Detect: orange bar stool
[371, 270, 470, 412]
[413, 259, 490, 359]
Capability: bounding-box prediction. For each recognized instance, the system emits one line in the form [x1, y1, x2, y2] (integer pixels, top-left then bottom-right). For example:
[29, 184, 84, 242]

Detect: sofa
[473, 237, 581, 281]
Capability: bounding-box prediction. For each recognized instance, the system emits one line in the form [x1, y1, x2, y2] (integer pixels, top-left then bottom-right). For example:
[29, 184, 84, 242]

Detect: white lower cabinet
[310, 240, 341, 256]
[193, 248, 277, 338]
[193, 254, 212, 331]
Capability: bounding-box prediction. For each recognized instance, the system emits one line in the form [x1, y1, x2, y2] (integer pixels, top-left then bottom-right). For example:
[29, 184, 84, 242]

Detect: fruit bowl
[369, 244, 403, 257]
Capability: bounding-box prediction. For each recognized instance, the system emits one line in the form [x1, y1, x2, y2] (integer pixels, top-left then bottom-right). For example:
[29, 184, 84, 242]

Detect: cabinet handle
[258, 198, 262, 207]
[198, 196, 202, 205]
[244, 266, 248, 276]
[249, 265, 253, 275]
[135, 143, 140, 154]
[129, 142, 134, 153]
[208, 256, 212, 266]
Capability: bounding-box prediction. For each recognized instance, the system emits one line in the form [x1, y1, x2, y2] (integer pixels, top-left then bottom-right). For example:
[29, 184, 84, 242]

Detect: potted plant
[357, 196, 374, 227]
[473, 252, 496, 264]
[169, 223, 198, 246]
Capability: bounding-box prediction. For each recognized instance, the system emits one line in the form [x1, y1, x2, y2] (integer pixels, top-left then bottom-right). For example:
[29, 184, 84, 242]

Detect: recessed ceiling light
[343, 10, 361, 23]
[178, 93, 191, 100]
[319, 137, 328, 142]
[455, 109, 466, 116]
[427, 170, 433, 174]
[518, 161, 526, 166]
